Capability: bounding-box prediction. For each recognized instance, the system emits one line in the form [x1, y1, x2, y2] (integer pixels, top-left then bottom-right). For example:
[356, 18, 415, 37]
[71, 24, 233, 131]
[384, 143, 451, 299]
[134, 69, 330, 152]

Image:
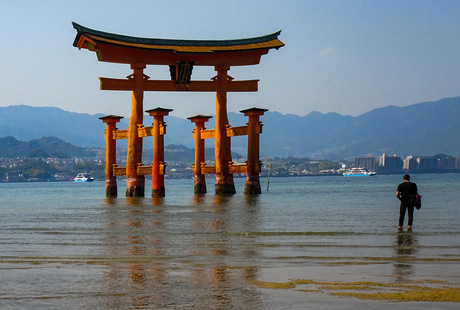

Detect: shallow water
[0, 174, 459, 309]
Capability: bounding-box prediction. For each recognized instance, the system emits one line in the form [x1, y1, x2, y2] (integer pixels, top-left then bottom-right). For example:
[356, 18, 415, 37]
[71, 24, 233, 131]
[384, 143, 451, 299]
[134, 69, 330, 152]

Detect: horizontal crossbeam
[100, 78, 258, 92]
[113, 129, 128, 140]
[137, 165, 152, 175]
[110, 125, 166, 140]
[113, 166, 126, 176]
[112, 123, 261, 141]
[138, 125, 166, 138]
[112, 164, 165, 176]
[200, 124, 262, 139]
[138, 164, 166, 175]
[199, 163, 249, 175]
[229, 164, 248, 174]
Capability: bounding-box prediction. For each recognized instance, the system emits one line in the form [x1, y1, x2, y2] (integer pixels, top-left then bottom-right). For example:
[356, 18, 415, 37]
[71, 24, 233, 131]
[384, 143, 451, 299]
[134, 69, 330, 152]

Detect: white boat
[343, 167, 376, 177]
[74, 172, 94, 182]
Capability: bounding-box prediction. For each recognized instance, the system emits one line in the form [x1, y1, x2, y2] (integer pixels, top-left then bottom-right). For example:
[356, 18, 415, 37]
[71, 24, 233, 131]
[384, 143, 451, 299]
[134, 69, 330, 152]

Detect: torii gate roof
[72, 22, 284, 66]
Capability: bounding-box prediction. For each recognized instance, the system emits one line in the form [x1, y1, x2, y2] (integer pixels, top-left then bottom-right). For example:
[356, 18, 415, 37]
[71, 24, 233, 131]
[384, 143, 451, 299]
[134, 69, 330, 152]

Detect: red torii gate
[72, 22, 284, 197]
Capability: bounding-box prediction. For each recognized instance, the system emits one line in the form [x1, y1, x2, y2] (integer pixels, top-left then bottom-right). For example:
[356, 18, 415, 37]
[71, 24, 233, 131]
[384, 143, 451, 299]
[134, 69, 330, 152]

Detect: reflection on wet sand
[393, 230, 419, 282]
[100, 195, 262, 308]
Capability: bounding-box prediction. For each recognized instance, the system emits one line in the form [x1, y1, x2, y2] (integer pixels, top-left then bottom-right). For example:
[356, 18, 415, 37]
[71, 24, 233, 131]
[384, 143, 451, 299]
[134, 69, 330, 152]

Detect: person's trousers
[399, 203, 414, 227]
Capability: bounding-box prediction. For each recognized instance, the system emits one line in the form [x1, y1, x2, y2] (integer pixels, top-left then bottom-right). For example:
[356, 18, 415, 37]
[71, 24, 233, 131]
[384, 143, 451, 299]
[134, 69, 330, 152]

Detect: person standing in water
[396, 174, 418, 230]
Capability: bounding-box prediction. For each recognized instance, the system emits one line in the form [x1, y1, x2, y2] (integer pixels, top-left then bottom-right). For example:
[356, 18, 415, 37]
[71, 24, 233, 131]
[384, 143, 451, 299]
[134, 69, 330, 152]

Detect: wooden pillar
[214, 65, 236, 195]
[99, 115, 123, 197]
[147, 108, 173, 198]
[187, 115, 212, 194]
[126, 63, 146, 197]
[241, 108, 268, 195]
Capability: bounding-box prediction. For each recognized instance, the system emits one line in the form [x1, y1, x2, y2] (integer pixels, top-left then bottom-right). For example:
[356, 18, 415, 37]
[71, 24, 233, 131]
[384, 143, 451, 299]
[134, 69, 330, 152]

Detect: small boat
[343, 167, 376, 177]
[74, 172, 94, 182]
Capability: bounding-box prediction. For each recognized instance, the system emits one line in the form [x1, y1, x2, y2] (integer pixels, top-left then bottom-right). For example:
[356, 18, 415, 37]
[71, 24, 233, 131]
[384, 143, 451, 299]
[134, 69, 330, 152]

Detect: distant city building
[6, 172, 24, 182]
[355, 156, 375, 171]
[417, 156, 437, 171]
[456, 155, 460, 169]
[379, 153, 403, 174]
[438, 156, 456, 169]
[404, 155, 439, 173]
[403, 156, 417, 172]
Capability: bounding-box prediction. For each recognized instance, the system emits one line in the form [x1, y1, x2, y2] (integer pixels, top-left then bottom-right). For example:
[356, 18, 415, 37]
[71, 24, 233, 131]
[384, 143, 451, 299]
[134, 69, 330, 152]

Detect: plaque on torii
[72, 22, 284, 197]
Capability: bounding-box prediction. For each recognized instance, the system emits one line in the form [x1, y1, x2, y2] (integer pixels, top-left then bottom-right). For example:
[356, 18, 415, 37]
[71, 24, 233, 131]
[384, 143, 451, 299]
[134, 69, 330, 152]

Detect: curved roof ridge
[72, 22, 281, 47]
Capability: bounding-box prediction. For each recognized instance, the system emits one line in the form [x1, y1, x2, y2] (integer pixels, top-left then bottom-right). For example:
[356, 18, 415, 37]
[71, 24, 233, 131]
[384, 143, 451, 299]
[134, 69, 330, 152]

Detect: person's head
[403, 174, 410, 181]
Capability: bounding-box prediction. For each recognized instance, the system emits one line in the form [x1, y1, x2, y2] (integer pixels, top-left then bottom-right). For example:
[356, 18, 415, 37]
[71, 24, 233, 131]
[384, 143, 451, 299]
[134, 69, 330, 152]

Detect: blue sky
[1, 0, 459, 119]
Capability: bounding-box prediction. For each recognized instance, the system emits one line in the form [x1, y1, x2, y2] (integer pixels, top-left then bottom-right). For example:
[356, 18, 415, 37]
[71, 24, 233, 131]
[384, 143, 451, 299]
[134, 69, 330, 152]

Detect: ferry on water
[74, 173, 94, 182]
[343, 167, 376, 177]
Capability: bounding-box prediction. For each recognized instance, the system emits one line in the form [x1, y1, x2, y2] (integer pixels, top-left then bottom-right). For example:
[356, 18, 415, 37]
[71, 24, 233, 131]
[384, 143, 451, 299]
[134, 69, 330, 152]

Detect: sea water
[0, 174, 459, 309]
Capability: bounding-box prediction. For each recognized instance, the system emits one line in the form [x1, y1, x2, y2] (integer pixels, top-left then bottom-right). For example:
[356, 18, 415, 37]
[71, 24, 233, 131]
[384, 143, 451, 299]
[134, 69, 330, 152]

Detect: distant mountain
[0, 105, 106, 148]
[206, 96, 460, 160]
[1, 97, 460, 160]
[0, 104, 196, 149]
[0, 136, 95, 158]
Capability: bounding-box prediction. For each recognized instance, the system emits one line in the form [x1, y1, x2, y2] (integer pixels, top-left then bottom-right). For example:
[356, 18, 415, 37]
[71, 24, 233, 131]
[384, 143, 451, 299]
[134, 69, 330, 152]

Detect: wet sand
[249, 252, 460, 309]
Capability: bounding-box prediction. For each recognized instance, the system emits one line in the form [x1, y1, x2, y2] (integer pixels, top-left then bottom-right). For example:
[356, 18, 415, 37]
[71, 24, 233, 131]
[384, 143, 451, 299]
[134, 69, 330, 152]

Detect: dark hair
[403, 174, 410, 181]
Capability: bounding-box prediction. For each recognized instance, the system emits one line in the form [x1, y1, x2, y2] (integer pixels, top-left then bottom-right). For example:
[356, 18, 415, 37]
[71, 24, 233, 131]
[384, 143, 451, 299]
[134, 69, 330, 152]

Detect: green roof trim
[72, 22, 281, 48]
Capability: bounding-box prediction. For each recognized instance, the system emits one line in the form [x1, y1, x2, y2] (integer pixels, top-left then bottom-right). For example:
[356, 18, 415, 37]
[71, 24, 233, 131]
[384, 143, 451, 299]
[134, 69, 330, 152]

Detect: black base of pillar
[126, 186, 145, 197]
[194, 175, 207, 194]
[152, 187, 165, 198]
[106, 177, 118, 197]
[106, 186, 117, 198]
[244, 181, 261, 195]
[215, 174, 236, 195]
[194, 183, 207, 194]
[215, 183, 236, 195]
[126, 177, 145, 197]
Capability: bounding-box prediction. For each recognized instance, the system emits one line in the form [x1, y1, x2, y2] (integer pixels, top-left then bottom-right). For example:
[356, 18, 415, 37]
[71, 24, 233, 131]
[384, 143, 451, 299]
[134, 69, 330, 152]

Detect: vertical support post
[214, 65, 236, 195]
[99, 115, 123, 197]
[146, 108, 173, 198]
[126, 63, 147, 197]
[187, 115, 213, 194]
[241, 108, 268, 195]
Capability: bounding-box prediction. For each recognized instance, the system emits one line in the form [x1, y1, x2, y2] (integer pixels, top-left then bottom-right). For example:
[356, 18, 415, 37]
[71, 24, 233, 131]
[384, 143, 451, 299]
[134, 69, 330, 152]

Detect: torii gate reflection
[72, 22, 284, 197]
